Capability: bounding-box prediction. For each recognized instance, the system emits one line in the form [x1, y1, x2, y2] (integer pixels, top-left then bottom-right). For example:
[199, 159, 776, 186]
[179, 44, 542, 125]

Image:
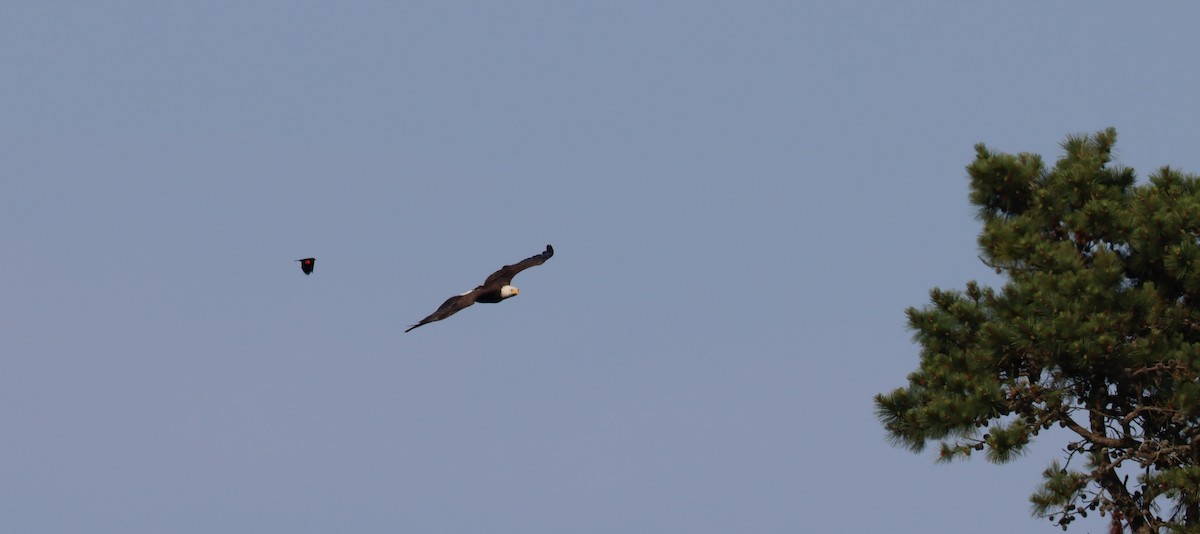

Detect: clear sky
[3, 2, 1198, 532]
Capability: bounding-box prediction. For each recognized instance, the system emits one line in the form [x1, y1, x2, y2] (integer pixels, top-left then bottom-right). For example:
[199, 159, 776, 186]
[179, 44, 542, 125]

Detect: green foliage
[876, 129, 1200, 532]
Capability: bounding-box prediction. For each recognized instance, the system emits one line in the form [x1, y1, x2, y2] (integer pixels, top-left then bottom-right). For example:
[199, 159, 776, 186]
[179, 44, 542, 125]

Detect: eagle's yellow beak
[512, 288, 519, 295]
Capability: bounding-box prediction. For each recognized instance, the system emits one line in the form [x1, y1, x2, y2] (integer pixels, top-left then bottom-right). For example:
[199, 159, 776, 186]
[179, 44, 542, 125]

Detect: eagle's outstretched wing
[482, 244, 554, 288]
[405, 291, 481, 332]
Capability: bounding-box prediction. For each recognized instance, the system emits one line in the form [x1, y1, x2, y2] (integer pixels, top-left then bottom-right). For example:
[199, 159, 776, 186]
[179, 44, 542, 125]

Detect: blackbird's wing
[297, 258, 315, 275]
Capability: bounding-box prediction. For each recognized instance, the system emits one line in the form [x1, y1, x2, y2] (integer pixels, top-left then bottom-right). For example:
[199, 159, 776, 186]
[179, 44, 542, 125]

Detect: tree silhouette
[877, 128, 1200, 533]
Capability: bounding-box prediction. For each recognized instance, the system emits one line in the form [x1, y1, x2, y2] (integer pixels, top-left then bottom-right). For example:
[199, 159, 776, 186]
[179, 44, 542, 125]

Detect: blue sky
[3, 2, 1198, 532]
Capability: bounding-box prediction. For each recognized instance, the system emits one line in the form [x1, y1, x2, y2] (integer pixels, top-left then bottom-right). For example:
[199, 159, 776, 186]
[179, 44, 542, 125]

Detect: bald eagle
[405, 244, 554, 332]
[297, 258, 315, 275]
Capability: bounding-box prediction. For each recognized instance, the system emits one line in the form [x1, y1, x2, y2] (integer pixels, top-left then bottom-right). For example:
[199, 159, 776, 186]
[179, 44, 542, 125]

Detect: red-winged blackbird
[296, 258, 315, 275]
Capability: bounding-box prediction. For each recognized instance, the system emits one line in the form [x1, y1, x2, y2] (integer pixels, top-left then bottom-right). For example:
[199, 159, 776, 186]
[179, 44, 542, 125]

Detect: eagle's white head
[500, 285, 519, 299]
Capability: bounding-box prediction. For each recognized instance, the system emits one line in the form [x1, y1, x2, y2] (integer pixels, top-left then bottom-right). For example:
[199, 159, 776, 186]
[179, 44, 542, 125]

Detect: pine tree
[876, 128, 1200, 533]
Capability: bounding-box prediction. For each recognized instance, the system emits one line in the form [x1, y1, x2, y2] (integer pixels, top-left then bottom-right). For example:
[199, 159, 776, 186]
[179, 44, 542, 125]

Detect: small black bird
[296, 258, 315, 275]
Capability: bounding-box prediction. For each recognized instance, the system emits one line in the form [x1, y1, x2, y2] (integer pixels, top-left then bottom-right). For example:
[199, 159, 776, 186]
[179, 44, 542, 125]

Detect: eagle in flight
[406, 244, 554, 332]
